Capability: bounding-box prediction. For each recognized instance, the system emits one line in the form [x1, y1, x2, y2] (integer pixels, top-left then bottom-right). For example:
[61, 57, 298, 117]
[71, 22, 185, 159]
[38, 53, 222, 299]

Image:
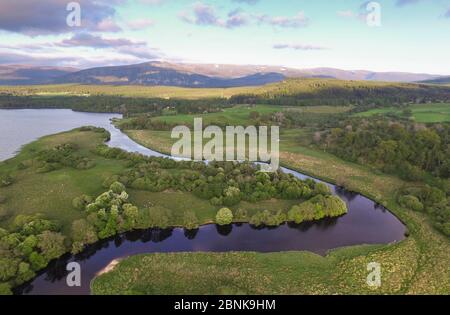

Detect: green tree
[0, 258, 18, 282]
[183, 210, 199, 230]
[29, 252, 47, 271]
[110, 181, 126, 194]
[71, 219, 98, 254]
[37, 231, 66, 261]
[216, 208, 233, 226]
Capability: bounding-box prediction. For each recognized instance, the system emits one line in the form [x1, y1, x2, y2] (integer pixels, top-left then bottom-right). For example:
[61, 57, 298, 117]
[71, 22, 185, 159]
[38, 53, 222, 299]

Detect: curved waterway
[0, 109, 406, 295]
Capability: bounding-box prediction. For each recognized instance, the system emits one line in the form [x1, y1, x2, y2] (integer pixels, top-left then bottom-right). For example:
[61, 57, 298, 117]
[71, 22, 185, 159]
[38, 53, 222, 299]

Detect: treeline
[230, 79, 450, 107]
[0, 214, 66, 294]
[0, 94, 229, 115]
[316, 118, 450, 181]
[95, 144, 332, 205]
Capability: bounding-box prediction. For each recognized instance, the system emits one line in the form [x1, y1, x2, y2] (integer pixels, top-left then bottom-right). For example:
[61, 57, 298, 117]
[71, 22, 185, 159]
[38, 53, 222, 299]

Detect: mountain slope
[0, 62, 446, 86]
[151, 62, 443, 82]
[55, 62, 286, 88]
[419, 76, 450, 85]
[0, 65, 78, 85]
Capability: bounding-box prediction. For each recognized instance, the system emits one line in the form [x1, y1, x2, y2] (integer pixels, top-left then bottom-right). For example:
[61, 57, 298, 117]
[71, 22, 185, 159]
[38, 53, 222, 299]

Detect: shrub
[234, 208, 248, 221]
[72, 195, 93, 211]
[216, 208, 233, 226]
[0, 194, 6, 204]
[183, 210, 199, 230]
[137, 207, 171, 229]
[0, 174, 13, 187]
[398, 195, 424, 212]
[210, 197, 223, 206]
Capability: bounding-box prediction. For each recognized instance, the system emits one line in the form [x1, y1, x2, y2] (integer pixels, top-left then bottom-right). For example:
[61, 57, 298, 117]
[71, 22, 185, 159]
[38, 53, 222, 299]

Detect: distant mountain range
[0, 61, 446, 87]
[419, 76, 450, 85]
[0, 65, 77, 85]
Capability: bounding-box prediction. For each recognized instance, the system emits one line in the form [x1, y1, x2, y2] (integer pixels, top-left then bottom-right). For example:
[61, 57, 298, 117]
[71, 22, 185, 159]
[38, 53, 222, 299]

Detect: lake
[0, 109, 406, 295]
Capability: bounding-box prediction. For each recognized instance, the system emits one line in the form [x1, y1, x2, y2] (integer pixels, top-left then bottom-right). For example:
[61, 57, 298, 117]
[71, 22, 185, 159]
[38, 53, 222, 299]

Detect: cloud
[226, 9, 251, 28]
[255, 12, 309, 28]
[57, 33, 146, 49]
[179, 3, 250, 28]
[54, 33, 159, 60]
[445, 7, 450, 18]
[337, 10, 356, 18]
[232, 0, 260, 4]
[180, 3, 309, 29]
[138, 0, 168, 4]
[395, 0, 420, 6]
[0, 0, 122, 36]
[126, 18, 155, 30]
[273, 43, 328, 51]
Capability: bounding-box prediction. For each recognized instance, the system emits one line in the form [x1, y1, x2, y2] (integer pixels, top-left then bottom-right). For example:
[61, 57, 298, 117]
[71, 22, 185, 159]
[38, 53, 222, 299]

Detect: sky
[0, 0, 449, 74]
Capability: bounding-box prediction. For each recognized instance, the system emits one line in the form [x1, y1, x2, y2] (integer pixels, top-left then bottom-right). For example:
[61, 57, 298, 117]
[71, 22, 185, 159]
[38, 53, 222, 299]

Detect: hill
[0, 65, 77, 85]
[419, 76, 450, 85]
[55, 62, 286, 88]
[0, 62, 446, 87]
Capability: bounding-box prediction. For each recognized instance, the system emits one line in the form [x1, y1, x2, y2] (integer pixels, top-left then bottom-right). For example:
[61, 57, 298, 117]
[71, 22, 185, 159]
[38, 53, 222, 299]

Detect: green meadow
[355, 103, 450, 123]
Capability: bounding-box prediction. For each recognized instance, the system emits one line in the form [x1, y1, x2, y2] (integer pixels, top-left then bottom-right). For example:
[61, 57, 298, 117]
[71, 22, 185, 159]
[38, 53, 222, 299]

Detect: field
[0, 84, 255, 99]
[149, 104, 351, 126]
[355, 103, 450, 123]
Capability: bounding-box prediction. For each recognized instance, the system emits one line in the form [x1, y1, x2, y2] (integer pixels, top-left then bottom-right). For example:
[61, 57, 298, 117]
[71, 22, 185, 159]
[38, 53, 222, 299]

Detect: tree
[216, 208, 233, 226]
[288, 206, 304, 224]
[29, 252, 47, 271]
[0, 283, 12, 295]
[223, 186, 241, 206]
[18, 235, 38, 256]
[183, 210, 199, 230]
[314, 183, 331, 196]
[72, 195, 92, 211]
[0, 258, 18, 282]
[122, 204, 139, 230]
[71, 219, 98, 254]
[37, 231, 66, 261]
[110, 181, 126, 194]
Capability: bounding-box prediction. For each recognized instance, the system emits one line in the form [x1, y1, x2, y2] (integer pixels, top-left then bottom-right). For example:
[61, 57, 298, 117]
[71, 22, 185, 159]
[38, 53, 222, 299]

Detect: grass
[147, 104, 351, 126]
[355, 103, 450, 123]
[91, 238, 426, 295]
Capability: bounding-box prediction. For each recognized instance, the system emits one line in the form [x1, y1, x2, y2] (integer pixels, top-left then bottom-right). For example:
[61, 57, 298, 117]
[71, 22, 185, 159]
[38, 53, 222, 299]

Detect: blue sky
[0, 0, 449, 74]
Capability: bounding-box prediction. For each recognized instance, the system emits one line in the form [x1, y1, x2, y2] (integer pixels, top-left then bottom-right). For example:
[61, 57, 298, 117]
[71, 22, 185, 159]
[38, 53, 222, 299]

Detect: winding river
[0, 109, 406, 295]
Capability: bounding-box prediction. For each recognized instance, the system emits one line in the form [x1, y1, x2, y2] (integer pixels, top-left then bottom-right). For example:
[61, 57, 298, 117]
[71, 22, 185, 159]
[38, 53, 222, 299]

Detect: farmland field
[355, 103, 450, 123]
